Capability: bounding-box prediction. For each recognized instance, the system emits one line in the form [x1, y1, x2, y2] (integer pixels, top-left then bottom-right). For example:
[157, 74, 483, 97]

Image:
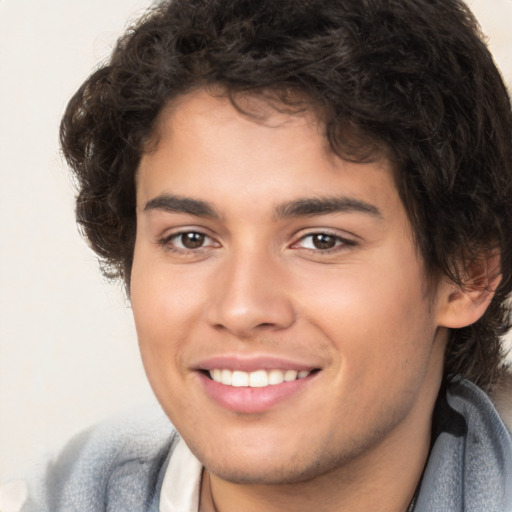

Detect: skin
[131, 90, 482, 511]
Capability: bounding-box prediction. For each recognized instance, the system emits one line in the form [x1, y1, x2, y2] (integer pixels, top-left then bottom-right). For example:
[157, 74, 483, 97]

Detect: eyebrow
[144, 194, 220, 218]
[144, 193, 382, 221]
[273, 196, 382, 220]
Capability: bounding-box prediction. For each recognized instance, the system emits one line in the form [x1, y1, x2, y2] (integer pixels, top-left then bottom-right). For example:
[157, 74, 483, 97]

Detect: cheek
[130, 265, 202, 424]
[131, 246, 205, 337]
[130, 251, 199, 387]
[296, 250, 434, 379]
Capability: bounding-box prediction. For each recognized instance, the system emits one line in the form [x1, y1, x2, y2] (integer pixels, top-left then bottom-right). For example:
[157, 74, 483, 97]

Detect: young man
[12, 0, 512, 510]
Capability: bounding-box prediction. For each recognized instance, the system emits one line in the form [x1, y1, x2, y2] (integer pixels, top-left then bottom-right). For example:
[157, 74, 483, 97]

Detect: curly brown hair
[60, 0, 512, 391]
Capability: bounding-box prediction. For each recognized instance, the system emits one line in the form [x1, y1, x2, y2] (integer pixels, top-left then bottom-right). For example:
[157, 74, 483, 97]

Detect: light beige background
[0, 0, 511, 480]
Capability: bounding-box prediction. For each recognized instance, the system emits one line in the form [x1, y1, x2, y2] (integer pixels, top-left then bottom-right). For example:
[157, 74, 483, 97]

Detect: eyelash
[158, 231, 218, 254]
[292, 232, 356, 253]
[158, 230, 356, 255]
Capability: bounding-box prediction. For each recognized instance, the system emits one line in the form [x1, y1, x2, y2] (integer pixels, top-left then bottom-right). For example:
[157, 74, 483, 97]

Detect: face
[131, 90, 449, 485]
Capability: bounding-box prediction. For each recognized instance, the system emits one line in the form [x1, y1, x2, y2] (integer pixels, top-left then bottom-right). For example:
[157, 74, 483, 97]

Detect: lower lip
[199, 372, 315, 414]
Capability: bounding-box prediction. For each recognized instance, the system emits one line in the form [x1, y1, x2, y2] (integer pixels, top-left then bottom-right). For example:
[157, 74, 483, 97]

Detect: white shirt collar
[159, 438, 203, 512]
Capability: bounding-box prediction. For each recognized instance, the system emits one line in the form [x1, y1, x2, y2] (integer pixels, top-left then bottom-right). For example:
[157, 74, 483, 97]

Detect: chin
[206, 462, 320, 486]
[201, 443, 352, 486]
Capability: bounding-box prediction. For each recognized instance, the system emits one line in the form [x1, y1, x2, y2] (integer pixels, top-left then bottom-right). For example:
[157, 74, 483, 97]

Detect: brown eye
[311, 233, 337, 249]
[293, 232, 354, 252]
[160, 230, 219, 254]
[180, 232, 206, 249]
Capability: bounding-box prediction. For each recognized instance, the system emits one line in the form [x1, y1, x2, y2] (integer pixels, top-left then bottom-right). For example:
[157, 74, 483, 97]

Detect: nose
[205, 249, 296, 337]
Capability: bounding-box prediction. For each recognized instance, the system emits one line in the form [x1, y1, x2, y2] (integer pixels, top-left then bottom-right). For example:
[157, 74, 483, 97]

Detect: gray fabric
[21, 380, 512, 511]
[22, 405, 177, 512]
[415, 380, 512, 511]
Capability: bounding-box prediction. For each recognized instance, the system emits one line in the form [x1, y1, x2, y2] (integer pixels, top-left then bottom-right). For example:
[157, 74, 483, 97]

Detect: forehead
[138, 89, 397, 209]
[147, 88, 328, 158]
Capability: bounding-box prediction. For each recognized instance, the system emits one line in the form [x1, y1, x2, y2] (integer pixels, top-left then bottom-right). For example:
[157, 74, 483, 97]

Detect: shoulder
[447, 372, 512, 437]
[489, 368, 512, 434]
[16, 405, 177, 512]
[414, 376, 512, 510]
[445, 369, 512, 436]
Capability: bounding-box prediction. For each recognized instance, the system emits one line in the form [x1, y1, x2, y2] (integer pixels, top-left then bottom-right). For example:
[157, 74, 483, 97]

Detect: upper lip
[194, 355, 320, 373]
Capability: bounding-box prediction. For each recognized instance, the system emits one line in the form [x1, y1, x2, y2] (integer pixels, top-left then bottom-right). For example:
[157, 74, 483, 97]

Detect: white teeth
[249, 370, 268, 387]
[268, 369, 285, 385]
[231, 370, 249, 387]
[284, 370, 298, 382]
[208, 368, 311, 387]
[221, 369, 232, 385]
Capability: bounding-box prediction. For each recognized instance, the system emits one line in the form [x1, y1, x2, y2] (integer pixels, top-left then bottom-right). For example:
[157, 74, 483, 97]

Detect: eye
[294, 232, 354, 251]
[160, 230, 218, 251]
[176, 232, 208, 249]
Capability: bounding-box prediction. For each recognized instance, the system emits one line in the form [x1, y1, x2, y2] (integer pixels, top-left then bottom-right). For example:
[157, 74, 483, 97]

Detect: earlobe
[437, 251, 502, 329]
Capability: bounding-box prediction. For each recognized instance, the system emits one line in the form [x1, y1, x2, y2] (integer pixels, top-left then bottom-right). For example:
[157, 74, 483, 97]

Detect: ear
[436, 250, 502, 329]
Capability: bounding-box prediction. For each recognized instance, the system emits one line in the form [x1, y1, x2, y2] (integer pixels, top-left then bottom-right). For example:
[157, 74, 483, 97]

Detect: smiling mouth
[206, 368, 318, 388]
